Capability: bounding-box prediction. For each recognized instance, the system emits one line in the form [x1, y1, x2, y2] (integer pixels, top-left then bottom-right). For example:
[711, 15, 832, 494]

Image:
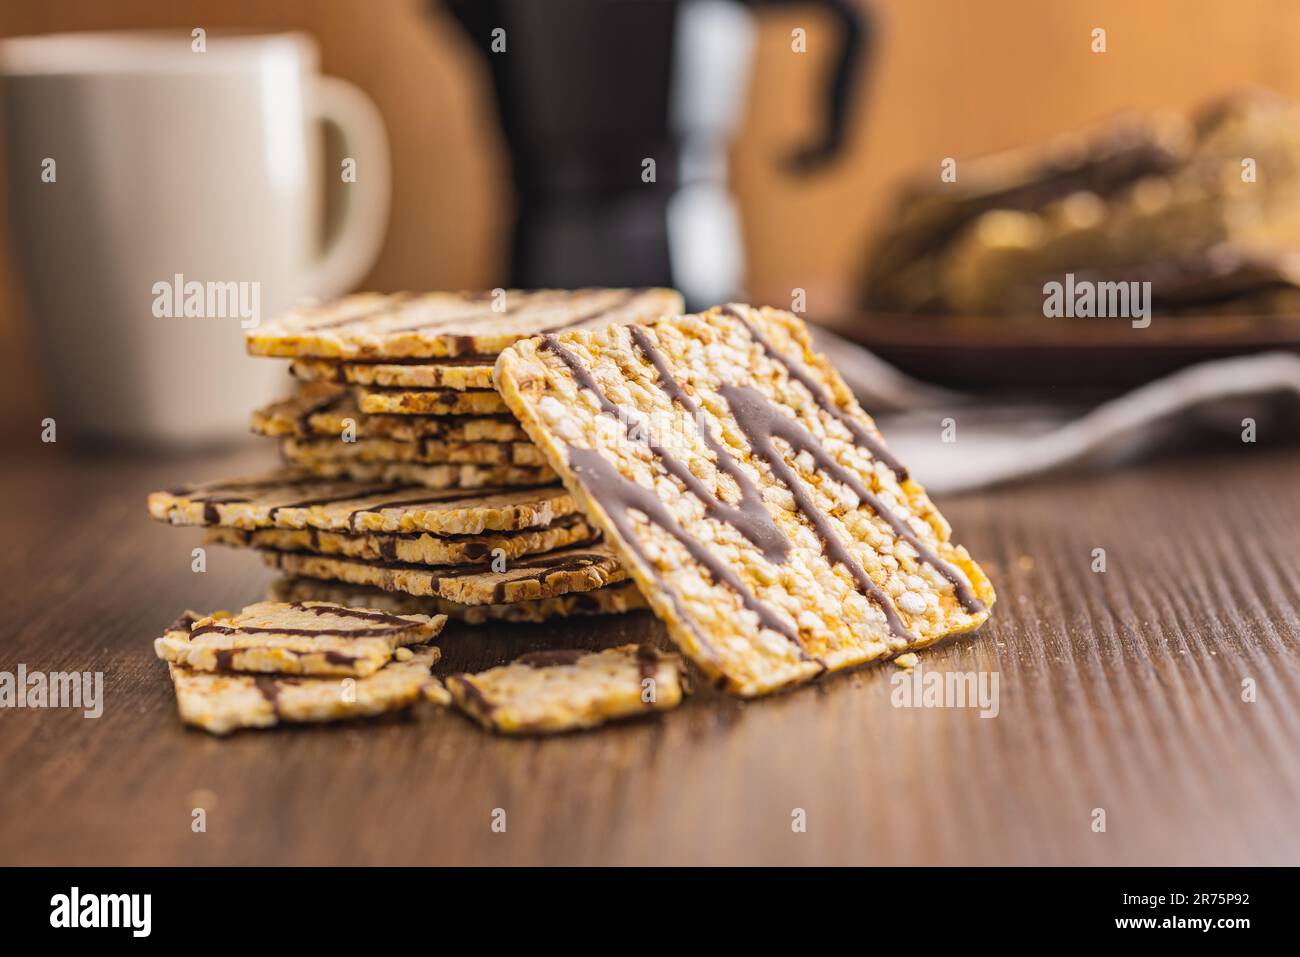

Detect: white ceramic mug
[0, 30, 390, 444]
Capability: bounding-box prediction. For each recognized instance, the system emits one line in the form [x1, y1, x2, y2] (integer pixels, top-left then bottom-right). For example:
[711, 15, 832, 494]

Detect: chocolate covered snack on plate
[494, 304, 996, 697]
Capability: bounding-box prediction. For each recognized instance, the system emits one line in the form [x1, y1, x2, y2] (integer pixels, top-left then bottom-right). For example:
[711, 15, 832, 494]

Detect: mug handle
[304, 75, 391, 299]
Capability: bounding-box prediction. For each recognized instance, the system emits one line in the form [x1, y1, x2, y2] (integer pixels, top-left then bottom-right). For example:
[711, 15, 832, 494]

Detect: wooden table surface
[2, 442, 1299, 866]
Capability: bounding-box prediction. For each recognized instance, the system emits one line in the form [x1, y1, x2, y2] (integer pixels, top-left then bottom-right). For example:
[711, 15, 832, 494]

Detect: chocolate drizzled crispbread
[154, 602, 445, 677]
[280, 435, 548, 468]
[251, 384, 528, 444]
[204, 512, 599, 566]
[494, 304, 995, 697]
[353, 386, 509, 416]
[285, 457, 556, 490]
[147, 288, 708, 739]
[247, 287, 683, 359]
[247, 290, 682, 490]
[290, 355, 497, 391]
[148, 473, 578, 533]
[167, 642, 447, 736]
[268, 576, 648, 625]
[445, 644, 685, 734]
[148, 470, 638, 629]
[258, 540, 625, 605]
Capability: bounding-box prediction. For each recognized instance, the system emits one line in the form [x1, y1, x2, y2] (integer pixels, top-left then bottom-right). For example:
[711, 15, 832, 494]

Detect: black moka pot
[441, 0, 870, 309]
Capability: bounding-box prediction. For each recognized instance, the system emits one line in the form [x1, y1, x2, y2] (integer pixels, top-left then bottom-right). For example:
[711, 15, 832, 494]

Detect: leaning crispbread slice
[493, 305, 995, 697]
[246, 288, 683, 359]
[445, 645, 684, 734]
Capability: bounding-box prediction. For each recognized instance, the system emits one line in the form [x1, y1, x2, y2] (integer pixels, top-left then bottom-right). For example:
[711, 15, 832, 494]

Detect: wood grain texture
[1, 443, 1299, 865]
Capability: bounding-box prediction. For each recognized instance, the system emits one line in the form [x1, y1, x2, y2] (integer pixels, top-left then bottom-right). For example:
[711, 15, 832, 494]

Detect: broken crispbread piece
[246, 288, 683, 360]
[204, 513, 599, 566]
[148, 472, 576, 533]
[493, 304, 996, 697]
[154, 602, 445, 677]
[168, 644, 445, 735]
[258, 540, 626, 605]
[445, 644, 684, 734]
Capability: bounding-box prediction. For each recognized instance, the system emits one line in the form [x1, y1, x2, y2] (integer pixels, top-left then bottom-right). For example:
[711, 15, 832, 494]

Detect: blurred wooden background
[3, 0, 1300, 437]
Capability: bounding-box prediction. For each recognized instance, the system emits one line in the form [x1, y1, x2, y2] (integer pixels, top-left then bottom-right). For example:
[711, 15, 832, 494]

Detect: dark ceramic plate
[816, 311, 1300, 392]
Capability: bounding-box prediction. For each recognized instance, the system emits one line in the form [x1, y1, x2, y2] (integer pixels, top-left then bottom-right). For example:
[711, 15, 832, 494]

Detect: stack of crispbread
[150, 601, 683, 736]
[152, 603, 450, 735]
[147, 293, 997, 734]
[149, 289, 679, 630]
[147, 475, 642, 624]
[247, 288, 682, 490]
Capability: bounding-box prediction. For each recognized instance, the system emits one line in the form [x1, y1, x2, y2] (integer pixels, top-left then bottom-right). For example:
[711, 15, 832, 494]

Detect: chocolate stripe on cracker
[725, 307, 909, 482]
